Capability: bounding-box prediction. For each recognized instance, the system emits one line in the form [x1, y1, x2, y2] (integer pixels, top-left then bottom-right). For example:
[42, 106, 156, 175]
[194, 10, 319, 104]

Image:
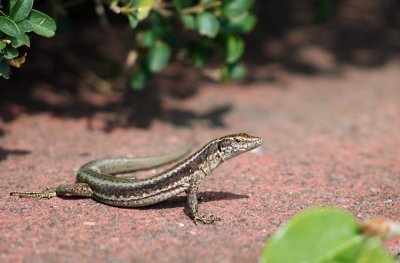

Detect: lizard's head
[217, 133, 263, 161]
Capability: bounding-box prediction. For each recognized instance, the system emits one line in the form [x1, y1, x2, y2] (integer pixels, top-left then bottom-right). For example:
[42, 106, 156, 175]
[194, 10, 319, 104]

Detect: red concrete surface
[1, 62, 399, 262]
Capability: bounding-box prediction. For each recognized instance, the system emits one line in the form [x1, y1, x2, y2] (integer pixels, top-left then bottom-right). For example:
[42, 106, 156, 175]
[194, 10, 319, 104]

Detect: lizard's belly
[91, 185, 188, 207]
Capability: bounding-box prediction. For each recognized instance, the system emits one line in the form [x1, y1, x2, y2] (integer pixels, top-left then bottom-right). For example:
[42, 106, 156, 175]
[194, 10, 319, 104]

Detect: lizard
[11, 133, 263, 224]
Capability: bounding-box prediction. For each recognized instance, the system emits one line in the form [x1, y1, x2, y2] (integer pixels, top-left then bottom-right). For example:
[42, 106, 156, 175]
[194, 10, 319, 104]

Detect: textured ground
[1, 61, 399, 262]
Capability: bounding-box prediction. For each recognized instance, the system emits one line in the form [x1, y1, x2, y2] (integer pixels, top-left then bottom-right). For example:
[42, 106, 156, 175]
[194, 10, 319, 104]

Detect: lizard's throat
[199, 151, 223, 175]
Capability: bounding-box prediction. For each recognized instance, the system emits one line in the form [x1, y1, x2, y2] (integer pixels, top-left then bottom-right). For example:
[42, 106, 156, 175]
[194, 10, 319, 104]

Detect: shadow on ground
[247, 1, 400, 74]
[0, 147, 31, 161]
[0, 78, 232, 133]
[1, 0, 399, 133]
[53, 191, 248, 210]
[148, 191, 249, 210]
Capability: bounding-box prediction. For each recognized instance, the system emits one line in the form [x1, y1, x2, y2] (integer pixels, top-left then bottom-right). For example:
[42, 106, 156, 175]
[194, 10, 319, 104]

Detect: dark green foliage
[261, 208, 395, 263]
[314, 0, 333, 23]
[197, 12, 220, 38]
[1, 0, 256, 87]
[0, 0, 56, 79]
[99, 0, 257, 89]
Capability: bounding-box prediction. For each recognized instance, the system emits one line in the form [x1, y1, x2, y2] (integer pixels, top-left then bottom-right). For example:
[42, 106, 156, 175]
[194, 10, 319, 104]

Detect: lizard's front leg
[187, 171, 221, 224]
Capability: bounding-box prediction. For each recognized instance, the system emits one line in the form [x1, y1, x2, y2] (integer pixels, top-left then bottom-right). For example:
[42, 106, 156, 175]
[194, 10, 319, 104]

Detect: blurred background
[1, 1, 400, 262]
[1, 0, 399, 131]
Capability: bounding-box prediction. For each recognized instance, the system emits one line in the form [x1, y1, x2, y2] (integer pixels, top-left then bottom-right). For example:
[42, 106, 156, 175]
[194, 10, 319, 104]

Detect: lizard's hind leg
[11, 183, 93, 199]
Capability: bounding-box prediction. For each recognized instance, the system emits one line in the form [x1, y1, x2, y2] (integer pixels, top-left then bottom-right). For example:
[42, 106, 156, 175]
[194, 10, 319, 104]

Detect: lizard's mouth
[233, 137, 263, 157]
[217, 133, 263, 161]
[245, 136, 263, 151]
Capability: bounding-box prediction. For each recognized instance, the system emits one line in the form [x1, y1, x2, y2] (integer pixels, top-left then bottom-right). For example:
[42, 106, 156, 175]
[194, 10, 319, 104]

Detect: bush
[0, 0, 56, 79]
[0, 0, 257, 89]
[261, 208, 398, 263]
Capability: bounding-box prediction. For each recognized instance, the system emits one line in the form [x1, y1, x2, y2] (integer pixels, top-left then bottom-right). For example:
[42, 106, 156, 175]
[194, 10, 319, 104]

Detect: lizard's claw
[193, 212, 221, 224]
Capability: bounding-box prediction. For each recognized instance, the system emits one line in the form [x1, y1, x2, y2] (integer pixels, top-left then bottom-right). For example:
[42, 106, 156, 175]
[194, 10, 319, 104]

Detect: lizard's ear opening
[217, 143, 223, 153]
[217, 139, 231, 153]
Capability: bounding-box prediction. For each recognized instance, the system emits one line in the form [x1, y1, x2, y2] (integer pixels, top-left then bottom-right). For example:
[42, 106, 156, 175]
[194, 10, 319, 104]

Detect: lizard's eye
[235, 138, 240, 143]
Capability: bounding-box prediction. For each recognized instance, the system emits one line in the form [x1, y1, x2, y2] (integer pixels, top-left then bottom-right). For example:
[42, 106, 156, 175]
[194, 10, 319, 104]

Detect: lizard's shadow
[0, 147, 30, 162]
[60, 191, 248, 215]
[138, 191, 249, 210]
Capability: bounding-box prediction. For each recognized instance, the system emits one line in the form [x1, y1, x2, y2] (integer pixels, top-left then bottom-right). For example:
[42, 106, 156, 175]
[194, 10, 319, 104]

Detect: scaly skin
[11, 133, 263, 224]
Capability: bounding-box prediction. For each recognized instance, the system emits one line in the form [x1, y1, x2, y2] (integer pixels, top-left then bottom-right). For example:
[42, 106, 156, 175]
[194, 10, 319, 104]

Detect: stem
[153, 7, 174, 17]
[109, 1, 137, 14]
[181, 1, 222, 15]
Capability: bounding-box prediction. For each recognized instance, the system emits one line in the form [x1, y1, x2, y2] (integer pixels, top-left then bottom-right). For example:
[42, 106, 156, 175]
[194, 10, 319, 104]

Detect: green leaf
[221, 65, 229, 81]
[223, 0, 254, 18]
[197, 12, 219, 38]
[139, 30, 157, 47]
[192, 48, 209, 67]
[173, 0, 192, 10]
[355, 237, 395, 263]
[225, 35, 244, 63]
[221, 62, 246, 80]
[187, 41, 212, 67]
[10, 33, 30, 47]
[313, 0, 333, 23]
[27, 9, 56, 37]
[0, 41, 6, 51]
[147, 41, 171, 72]
[0, 16, 21, 37]
[16, 19, 33, 32]
[10, 0, 18, 9]
[181, 14, 196, 30]
[135, 0, 154, 20]
[130, 68, 150, 90]
[0, 60, 11, 79]
[127, 13, 139, 28]
[260, 208, 361, 263]
[228, 62, 246, 79]
[149, 13, 171, 36]
[10, 0, 33, 22]
[2, 46, 19, 59]
[225, 13, 257, 33]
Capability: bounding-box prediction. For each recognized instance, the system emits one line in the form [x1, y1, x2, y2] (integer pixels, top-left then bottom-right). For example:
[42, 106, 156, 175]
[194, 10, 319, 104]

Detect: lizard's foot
[10, 188, 57, 199]
[193, 212, 221, 224]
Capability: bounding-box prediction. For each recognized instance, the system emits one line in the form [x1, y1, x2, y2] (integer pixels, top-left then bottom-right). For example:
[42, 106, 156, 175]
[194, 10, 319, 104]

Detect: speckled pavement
[1, 62, 399, 262]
